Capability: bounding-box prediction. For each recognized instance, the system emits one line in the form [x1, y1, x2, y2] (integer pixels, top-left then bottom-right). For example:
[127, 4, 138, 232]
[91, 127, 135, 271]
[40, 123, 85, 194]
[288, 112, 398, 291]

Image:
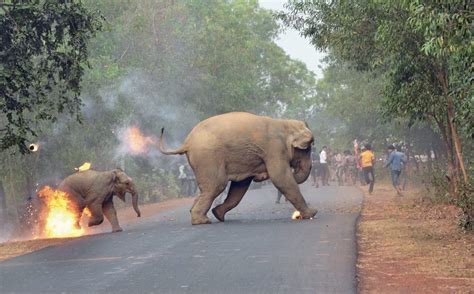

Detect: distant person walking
[385, 145, 407, 195]
[359, 144, 375, 194]
[320, 146, 329, 186]
[311, 147, 321, 188]
[343, 150, 357, 185]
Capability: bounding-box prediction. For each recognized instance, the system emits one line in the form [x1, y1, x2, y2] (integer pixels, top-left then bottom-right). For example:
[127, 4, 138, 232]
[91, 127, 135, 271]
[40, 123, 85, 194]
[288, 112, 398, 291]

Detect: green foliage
[456, 181, 473, 231]
[0, 1, 103, 152]
[0, 0, 319, 211]
[280, 0, 473, 228]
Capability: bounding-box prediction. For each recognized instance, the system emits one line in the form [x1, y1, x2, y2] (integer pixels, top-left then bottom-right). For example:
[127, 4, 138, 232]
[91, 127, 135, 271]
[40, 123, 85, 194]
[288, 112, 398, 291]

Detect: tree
[280, 0, 473, 229]
[0, 0, 102, 153]
[280, 0, 472, 189]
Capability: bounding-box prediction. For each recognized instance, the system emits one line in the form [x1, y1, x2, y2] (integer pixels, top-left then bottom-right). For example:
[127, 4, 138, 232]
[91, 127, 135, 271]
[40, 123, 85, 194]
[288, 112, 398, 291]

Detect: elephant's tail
[158, 128, 187, 155]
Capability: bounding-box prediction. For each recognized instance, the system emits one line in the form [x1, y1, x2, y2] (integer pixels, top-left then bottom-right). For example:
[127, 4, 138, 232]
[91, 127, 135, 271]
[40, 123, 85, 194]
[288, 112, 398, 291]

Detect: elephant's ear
[291, 127, 314, 150]
[111, 169, 120, 183]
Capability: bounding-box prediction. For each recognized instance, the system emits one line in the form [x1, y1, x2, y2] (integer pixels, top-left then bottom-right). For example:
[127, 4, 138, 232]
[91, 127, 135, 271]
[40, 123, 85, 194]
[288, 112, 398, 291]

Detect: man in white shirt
[178, 164, 187, 195]
[319, 146, 329, 186]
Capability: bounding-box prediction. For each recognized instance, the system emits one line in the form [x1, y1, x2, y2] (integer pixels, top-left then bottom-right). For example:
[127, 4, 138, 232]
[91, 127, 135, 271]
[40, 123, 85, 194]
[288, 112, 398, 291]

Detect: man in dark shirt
[385, 145, 407, 195]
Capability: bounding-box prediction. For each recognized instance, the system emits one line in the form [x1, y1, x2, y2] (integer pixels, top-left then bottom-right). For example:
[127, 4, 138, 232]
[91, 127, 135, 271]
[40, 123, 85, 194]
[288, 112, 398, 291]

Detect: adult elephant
[58, 169, 141, 232]
[159, 112, 317, 225]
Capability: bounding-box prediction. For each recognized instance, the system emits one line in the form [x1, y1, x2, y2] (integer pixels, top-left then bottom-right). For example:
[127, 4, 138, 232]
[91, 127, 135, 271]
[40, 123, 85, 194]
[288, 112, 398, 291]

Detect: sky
[259, 0, 326, 78]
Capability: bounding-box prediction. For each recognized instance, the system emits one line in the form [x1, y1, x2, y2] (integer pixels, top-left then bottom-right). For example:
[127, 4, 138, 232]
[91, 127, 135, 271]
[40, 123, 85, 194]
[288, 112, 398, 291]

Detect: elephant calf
[159, 112, 318, 225]
[58, 169, 141, 232]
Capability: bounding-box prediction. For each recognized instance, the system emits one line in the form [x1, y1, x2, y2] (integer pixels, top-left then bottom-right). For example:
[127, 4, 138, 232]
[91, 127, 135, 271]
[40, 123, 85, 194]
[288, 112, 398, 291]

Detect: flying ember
[37, 186, 84, 238]
[75, 162, 92, 172]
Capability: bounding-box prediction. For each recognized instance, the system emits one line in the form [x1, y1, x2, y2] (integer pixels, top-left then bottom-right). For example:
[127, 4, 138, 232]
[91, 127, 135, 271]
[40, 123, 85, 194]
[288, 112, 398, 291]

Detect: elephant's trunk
[130, 184, 141, 217]
[132, 192, 141, 217]
[293, 159, 312, 184]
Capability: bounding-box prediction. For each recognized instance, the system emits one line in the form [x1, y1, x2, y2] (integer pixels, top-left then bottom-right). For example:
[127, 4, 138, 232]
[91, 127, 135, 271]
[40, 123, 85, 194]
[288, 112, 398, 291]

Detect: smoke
[0, 215, 14, 243]
[92, 70, 199, 163]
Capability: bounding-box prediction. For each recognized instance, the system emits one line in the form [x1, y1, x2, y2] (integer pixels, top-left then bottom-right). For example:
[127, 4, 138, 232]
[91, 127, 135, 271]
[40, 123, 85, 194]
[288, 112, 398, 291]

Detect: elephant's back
[59, 170, 103, 193]
[186, 112, 272, 143]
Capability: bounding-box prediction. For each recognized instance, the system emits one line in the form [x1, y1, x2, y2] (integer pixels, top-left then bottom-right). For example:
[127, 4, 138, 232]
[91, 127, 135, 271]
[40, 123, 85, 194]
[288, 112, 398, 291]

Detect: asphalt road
[0, 182, 362, 294]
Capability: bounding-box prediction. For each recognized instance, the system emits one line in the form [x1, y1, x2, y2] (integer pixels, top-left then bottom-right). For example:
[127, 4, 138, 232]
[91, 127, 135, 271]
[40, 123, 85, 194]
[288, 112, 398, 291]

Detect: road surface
[0, 182, 362, 294]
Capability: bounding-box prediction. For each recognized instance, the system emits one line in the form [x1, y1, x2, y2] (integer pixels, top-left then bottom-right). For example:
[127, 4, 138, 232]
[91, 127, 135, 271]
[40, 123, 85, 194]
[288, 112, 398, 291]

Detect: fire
[123, 127, 156, 155]
[75, 162, 91, 172]
[29, 143, 39, 152]
[291, 210, 302, 220]
[83, 207, 92, 217]
[37, 186, 84, 238]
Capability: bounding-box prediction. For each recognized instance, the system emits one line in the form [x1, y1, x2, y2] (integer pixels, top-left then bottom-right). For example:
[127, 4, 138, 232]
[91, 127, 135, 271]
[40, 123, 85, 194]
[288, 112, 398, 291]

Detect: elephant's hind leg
[87, 200, 104, 227]
[191, 179, 227, 225]
[103, 199, 122, 232]
[212, 177, 253, 222]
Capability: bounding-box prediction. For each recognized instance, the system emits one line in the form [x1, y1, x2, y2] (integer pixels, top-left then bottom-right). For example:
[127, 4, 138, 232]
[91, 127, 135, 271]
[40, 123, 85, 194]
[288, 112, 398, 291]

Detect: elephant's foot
[191, 214, 212, 225]
[211, 206, 225, 222]
[88, 216, 104, 227]
[111, 227, 123, 233]
[301, 207, 318, 219]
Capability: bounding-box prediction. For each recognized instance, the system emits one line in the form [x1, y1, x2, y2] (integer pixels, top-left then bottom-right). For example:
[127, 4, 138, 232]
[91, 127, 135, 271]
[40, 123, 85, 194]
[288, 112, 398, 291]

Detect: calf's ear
[111, 170, 120, 183]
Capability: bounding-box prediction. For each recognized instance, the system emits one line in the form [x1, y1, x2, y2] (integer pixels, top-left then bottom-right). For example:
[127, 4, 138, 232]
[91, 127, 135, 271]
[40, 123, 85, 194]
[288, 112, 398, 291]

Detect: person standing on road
[275, 189, 289, 204]
[319, 146, 329, 186]
[335, 151, 346, 186]
[185, 165, 197, 196]
[359, 144, 376, 194]
[385, 145, 407, 195]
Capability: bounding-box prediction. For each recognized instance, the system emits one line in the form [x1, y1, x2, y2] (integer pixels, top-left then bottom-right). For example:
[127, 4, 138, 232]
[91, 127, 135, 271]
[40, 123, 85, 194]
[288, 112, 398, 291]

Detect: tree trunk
[433, 115, 457, 198]
[446, 95, 468, 184]
[437, 66, 469, 184]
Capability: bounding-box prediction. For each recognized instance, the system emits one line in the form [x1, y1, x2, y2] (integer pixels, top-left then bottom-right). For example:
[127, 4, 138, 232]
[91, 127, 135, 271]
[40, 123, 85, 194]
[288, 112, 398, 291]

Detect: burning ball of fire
[292, 210, 302, 220]
[29, 143, 39, 152]
[123, 127, 156, 155]
[75, 162, 92, 172]
[38, 186, 84, 238]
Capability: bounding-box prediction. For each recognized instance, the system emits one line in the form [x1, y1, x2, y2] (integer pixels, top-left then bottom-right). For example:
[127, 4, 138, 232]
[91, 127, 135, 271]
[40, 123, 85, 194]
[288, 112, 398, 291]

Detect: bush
[456, 182, 473, 231]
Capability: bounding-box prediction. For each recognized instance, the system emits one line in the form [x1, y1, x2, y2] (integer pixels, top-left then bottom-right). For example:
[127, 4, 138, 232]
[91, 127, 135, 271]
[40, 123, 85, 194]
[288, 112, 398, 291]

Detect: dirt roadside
[357, 183, 474, 293]
[0, 197, 194, 261]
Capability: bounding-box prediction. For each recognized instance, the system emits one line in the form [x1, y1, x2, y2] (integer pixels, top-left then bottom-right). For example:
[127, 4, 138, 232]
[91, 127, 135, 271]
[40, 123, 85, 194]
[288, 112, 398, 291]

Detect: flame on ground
[37, 186, 84, 238]
[123, 127, 156, 155]
[291, 210, 302, 220]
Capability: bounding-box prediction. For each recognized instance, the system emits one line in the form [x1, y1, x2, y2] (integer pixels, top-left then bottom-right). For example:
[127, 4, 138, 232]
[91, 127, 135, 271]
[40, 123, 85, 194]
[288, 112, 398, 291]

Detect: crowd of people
[309, 142, 408, 195]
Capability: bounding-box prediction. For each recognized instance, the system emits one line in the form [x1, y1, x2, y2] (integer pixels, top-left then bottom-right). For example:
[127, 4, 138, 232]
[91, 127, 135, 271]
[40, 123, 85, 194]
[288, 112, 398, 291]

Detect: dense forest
[0, 0, 472, 238]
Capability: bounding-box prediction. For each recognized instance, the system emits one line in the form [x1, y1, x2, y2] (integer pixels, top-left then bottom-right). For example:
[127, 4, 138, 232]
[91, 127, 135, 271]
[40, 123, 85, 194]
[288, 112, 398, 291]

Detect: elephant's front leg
[102, 198, 122, 233]
[212, 177, 253, 222]
[267, 159, 317, 219]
